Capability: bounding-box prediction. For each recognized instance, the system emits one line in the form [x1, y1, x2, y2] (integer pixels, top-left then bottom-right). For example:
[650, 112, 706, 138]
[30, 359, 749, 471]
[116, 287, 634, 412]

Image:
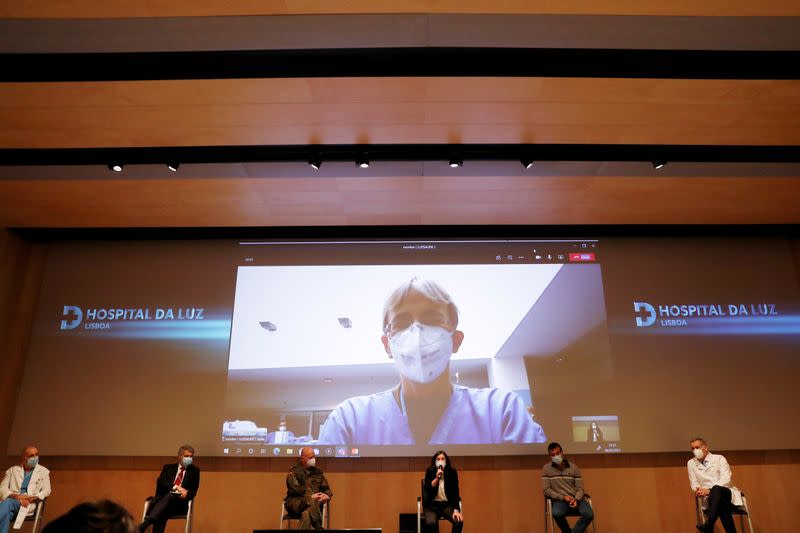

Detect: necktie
[174, 467, 185, 487]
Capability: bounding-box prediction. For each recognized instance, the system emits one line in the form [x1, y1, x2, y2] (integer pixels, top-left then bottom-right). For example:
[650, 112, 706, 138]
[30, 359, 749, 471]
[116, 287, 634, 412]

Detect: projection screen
[8, 236, 800, 457]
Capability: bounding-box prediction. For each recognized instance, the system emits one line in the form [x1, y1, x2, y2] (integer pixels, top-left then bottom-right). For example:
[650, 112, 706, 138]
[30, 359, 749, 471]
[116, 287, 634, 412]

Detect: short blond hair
[382, 277, 459, 331]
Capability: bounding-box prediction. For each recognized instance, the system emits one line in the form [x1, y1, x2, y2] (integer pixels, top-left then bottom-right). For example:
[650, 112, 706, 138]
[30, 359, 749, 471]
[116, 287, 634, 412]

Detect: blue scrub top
[318, 384, 546, 445]
[20, 469, 33, 494]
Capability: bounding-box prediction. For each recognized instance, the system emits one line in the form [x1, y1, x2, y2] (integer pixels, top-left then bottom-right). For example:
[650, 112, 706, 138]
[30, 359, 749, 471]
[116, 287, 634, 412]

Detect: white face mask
[306, 457, 316, 468]
[693, 448, 705, 460]
[181, 457, 193, 467]
[389, 323, 453, 384]
[551, 454, 563, 465]
[435, 459, 446, 469]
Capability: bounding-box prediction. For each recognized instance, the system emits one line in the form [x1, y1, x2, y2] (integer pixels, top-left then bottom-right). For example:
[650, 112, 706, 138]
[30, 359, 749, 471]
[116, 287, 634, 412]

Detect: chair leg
[739, 511, 755, 533]
[32, 507, 42, 533]
[588, 498, 596, 533]
[544, 503, 550, 533]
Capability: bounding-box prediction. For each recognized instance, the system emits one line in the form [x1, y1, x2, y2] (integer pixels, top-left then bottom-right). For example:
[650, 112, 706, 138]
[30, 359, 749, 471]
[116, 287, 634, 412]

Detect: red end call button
[569, 253, 596, 262]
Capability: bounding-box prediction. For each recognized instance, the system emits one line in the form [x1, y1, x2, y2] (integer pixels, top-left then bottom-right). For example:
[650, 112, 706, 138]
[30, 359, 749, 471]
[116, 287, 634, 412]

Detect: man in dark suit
[137, 445, 200, 533]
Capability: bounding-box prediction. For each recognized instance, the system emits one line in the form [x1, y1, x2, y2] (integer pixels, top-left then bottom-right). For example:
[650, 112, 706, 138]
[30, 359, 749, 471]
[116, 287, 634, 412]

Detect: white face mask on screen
[389, 323, 453, 384]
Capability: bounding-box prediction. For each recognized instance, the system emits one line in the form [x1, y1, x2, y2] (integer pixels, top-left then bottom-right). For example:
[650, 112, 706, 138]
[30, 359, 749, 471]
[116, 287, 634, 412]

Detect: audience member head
[42, 499, 136, 533]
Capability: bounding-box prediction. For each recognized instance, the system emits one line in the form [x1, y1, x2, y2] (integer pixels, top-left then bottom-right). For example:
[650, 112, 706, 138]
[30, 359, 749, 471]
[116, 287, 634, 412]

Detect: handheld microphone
[437, 464, 444, 472]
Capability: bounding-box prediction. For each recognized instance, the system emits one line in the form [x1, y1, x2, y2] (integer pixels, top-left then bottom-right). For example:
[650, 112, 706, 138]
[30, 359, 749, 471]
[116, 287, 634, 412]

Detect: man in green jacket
[285, 447, 333, 529]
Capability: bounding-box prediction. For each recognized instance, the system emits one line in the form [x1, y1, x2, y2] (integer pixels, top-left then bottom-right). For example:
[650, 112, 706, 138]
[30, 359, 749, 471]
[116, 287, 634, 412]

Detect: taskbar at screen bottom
[216, 443, 621, 457]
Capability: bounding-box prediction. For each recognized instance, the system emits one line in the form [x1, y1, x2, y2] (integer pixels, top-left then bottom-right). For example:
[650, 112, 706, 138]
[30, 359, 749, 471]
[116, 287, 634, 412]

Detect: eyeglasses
[384, 310, 450, 337]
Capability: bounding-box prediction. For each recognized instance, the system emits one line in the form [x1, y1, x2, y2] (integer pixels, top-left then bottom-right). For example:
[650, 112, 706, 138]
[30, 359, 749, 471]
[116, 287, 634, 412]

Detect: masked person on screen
[0, 445, 51, 533]
[318, 277, 546, 445]
[688, 437, 741, 533]
[422, 450, 463, 533]
[137, 445, 199, 533]
[542, 442, 594, 533]
[268, 420, 297, 444]
[285, 447, 332, 530]
[586, 422, 604, 444]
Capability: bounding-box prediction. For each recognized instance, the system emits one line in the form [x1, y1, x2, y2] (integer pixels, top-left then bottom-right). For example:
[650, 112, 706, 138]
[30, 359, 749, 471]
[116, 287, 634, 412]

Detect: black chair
[21, 497, 46, 533]
[416, 479, 462, 533]
[695, 490, 754, 533]
[544, 494, 596, 533]
[141, 496, 194, 533]
[279, 500, 328, 530]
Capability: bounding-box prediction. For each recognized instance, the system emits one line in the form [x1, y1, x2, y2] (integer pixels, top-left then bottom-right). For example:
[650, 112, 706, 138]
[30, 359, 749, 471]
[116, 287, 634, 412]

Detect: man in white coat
[687, 437, 741, 533]
[0, 445, 51, 533]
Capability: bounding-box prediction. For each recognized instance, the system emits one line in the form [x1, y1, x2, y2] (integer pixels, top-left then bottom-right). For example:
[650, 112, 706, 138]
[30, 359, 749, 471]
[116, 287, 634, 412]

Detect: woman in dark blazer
[422, 450, 463, 533]
[586, 421, 605, 443]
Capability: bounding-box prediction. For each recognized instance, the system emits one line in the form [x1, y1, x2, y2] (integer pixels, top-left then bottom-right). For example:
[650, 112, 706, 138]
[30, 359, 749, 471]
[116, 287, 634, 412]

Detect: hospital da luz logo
[59, 305, 206, 331]
[633, 301, 778, 328]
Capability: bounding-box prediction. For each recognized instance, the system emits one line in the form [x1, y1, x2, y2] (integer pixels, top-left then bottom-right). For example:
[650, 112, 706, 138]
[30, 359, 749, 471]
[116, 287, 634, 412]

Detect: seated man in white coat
[687, 437, 741, 533]
[0, 445, 51, 533]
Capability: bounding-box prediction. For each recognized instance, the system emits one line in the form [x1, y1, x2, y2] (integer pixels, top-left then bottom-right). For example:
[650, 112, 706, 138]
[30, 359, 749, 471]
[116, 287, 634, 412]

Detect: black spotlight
[356, 155, 370, 169]
[108, 163, 123, 172]
[449, 157, 463, 168]
[652, 160, 667, 170]
[521, 159, 534, 169]
[309, 157, 322, 170]
[167, 162, 180, 172]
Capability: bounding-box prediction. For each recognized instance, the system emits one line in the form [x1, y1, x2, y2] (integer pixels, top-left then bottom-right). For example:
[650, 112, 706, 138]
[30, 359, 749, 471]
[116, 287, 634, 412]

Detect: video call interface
[9, 236, 800, 457]
[222, 239, 616, 457]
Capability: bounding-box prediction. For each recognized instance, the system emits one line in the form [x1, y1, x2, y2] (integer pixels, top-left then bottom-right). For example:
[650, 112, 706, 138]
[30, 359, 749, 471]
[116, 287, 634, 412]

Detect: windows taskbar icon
[222, 445, 360, 457]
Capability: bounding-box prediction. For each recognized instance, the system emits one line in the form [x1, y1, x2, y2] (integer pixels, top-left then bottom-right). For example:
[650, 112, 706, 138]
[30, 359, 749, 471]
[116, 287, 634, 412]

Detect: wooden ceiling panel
[1, 175, 799, 228]
[2, 78, 799, 148]
[3, 0, 799, 19]
[4, 78, 798, 108]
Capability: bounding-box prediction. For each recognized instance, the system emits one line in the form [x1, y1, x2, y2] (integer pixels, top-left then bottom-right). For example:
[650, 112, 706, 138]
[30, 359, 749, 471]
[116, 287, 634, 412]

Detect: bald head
[299, 446, 316, 469]
[22, 445, 38, 456]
